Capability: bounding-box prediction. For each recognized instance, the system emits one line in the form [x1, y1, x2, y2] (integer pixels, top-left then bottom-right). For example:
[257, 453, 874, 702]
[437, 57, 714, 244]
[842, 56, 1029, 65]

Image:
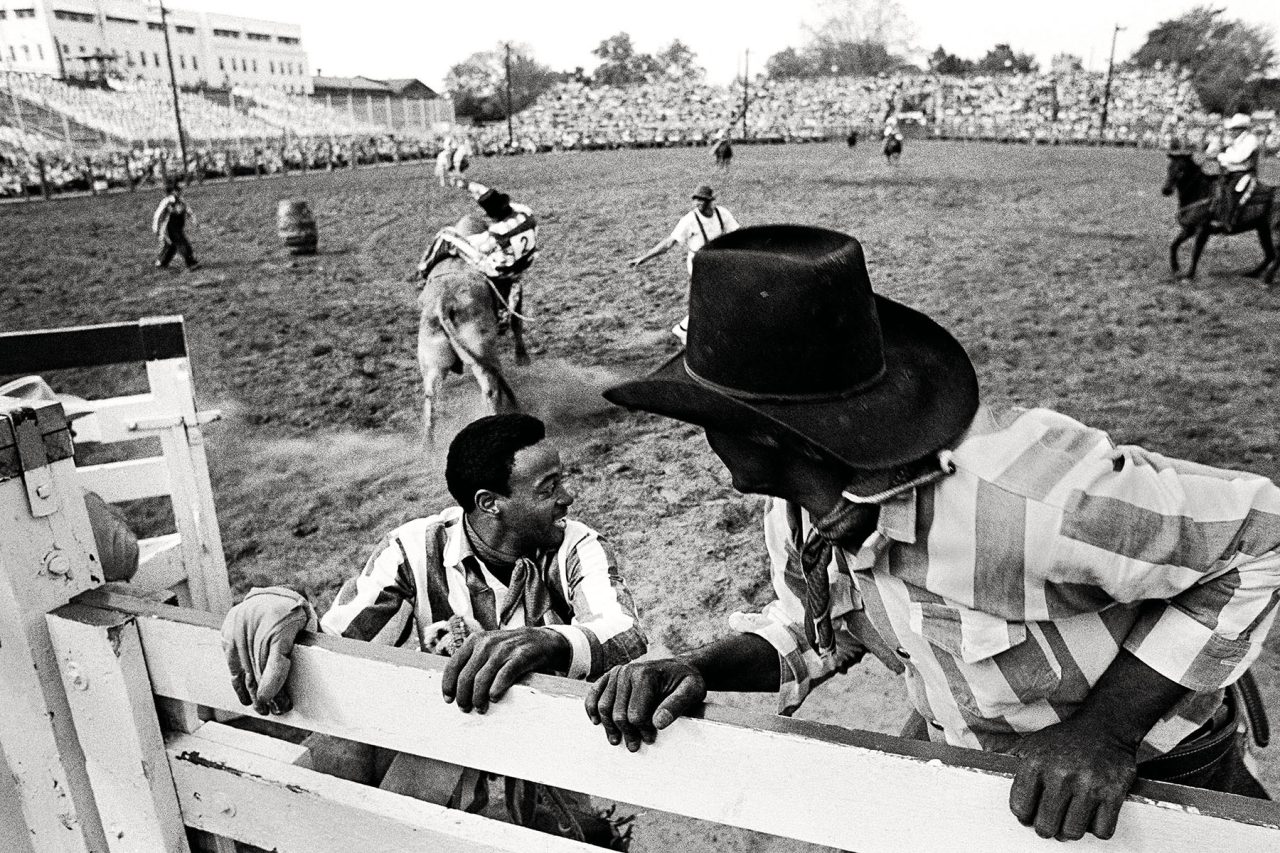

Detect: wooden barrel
[276, 199, 318, 255]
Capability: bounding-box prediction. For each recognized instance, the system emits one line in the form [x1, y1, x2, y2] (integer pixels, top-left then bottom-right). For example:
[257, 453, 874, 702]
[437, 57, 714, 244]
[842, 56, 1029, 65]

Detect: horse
[713, 138, 733, 170]
[1162, 152, 1279, 284]
[883, 134, 902, 164]
[416, 255, 520, 443]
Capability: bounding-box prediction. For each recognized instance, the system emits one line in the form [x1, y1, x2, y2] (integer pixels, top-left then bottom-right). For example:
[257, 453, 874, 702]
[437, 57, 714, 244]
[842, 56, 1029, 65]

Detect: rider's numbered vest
[483, 205, 538, 279]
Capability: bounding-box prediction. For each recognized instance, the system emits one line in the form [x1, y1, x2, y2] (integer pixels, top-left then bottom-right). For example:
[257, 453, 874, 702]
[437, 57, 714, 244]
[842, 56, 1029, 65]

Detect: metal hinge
[13, 409, 58, 518]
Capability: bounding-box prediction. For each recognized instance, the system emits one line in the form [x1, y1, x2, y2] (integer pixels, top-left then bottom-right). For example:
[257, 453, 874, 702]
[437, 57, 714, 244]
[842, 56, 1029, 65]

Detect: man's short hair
[446, 414, 546, 511]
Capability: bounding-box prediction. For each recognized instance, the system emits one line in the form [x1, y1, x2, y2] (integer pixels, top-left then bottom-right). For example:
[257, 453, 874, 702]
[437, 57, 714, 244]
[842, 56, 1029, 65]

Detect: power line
[1099, 23, 1125, 140]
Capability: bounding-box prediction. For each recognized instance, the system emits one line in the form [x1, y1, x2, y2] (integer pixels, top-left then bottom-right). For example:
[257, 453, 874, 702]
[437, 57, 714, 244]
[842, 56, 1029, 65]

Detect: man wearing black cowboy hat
[593, 224, 1278, 842]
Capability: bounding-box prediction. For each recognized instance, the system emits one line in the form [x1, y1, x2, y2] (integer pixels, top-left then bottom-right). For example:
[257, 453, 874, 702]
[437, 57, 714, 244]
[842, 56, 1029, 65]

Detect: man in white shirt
[1210, 113, 1261, 230]
[630, 184, 740, 343]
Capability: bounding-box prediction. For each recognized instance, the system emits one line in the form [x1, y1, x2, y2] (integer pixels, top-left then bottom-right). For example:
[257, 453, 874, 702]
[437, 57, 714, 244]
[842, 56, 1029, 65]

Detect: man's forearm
[1079, 649, 1189, 747]
[679, 632, 780, 692]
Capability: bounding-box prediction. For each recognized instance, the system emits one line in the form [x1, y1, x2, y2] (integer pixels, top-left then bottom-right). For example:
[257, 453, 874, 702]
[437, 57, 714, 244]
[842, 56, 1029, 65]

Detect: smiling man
[221, 413, 645, 844]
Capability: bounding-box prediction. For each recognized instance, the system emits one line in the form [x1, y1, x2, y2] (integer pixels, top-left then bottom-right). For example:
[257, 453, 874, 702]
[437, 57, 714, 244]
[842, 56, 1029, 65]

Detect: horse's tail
[434, 286, 518, 409]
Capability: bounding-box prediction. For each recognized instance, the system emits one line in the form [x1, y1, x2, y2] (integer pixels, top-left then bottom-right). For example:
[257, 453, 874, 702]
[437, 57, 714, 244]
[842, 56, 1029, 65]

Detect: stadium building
[0, 0, 311, 93]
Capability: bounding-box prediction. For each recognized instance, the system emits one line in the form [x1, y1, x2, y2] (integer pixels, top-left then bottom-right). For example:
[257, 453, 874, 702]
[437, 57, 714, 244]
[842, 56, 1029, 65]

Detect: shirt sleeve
[1218, 134, 1258, 169]
[1049, 445, 1280, 692]
[151, 198, 168, 233]
[320, 530, 420, 647]
[667, 211, 694, 246]
[720, 208, 740, 233]
[728, 498, 852, 715]
[545, 531, 647, 679]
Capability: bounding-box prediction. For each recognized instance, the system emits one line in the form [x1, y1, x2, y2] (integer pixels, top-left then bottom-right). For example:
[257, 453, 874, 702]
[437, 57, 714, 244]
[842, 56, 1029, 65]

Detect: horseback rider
[1209, 113, 1261, 231]
[418, 181, 538, 334]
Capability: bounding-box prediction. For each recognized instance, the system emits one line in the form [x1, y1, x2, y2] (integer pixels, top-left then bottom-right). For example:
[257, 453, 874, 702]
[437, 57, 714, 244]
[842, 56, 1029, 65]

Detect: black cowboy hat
[604, 225, 979, 469]
[477, 188, 512, 217]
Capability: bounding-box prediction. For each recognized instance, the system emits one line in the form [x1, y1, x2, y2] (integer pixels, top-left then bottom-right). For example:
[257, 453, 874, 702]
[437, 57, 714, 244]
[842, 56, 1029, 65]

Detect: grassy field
[3, 139, 1279, 849]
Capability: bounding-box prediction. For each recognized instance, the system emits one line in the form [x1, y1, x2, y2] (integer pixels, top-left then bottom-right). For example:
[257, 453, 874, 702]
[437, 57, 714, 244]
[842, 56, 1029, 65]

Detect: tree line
[447, 3, 1276, 122]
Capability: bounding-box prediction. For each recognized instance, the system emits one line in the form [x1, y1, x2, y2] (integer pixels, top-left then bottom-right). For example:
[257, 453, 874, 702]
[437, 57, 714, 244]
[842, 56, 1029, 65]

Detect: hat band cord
[682, 359, 887, 404]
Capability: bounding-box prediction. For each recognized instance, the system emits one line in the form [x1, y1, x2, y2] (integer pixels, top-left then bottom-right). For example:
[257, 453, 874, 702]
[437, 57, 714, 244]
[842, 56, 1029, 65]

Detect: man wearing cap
[1209, 113, 1261, 230]
[594, 224, 1278, 842]
[629, 184, 740, 344]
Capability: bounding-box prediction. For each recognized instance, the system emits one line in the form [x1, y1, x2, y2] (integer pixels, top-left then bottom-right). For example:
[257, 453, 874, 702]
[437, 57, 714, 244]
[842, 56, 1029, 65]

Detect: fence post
[0, 398, 109, 852]
[46, 607, 191, 852]
[37, 153, 50, 200]
[83, 156, 95, 195]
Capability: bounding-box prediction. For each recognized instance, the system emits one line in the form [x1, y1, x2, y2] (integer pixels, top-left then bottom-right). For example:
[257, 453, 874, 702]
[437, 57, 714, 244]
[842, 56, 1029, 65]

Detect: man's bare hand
[585, 659, 706, 752]
[441, 626, 569, 713]
[1007, 716, 1138, 841]
[220, 587, 314, 716]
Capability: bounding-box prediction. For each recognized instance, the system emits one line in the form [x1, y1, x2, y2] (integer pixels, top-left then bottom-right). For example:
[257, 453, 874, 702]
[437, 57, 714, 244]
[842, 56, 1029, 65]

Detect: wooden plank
[0, 451, 108, 851]
[132, 535, 186, 593]
[82, 590, 1280, 853]
[144, 358, 231, 616]
[46, 604, 190, 852]
[76, 457, 171, 503]
[187, 721, 312, 768]
[165, 733, 596, 853]
[0, 317, 186, 373]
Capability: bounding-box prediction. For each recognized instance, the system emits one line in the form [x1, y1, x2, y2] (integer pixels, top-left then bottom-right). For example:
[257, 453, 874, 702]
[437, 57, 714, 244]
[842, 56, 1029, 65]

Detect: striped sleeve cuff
[546, 624, 592, 680]
[1125, 605, 1254, 692]
[729, 611, 818, 716]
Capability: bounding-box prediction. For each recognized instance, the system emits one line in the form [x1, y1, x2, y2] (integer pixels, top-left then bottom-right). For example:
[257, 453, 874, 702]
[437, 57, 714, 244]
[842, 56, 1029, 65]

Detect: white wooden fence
[2, 357, 1280, 851]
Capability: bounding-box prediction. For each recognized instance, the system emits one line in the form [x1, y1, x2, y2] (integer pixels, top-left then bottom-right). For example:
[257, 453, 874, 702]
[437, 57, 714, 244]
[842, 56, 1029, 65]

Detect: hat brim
[604, 296, 979, 469]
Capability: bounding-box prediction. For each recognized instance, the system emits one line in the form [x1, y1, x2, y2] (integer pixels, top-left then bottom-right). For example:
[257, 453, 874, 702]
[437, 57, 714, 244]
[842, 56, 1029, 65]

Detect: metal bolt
[43, 550, 71, 577]
[66, 662, 88, 691]
[35, 483, 52, 499]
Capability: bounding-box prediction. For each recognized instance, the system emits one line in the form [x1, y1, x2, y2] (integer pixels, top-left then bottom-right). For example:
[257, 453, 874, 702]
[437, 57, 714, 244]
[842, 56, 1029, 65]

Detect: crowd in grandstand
[3, 67, 1277, 199]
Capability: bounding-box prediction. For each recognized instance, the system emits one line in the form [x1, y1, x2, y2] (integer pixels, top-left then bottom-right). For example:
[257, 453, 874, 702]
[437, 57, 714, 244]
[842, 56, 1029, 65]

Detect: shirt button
[896, 647, 911, 660]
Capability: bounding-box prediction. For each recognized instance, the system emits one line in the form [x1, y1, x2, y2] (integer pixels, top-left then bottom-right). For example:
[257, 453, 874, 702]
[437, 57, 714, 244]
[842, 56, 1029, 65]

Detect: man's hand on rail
[441, 626, 570, 714]
[585, 659, 707, 752]
[221, 587, 316, 716]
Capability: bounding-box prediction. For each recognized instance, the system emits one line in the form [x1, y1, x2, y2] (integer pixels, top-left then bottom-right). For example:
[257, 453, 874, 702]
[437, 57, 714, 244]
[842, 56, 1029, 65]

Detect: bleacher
[233, 86, 385, 138]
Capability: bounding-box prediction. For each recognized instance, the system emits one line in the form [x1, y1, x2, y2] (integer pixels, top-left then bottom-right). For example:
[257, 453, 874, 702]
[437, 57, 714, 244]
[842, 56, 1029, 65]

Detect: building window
[37, 45, 43, 59]
[147, 22, 164, 31]
[154, 52, 160, 65]
[53, 10, 96, 23]
[277, 35, 299, 45]
[179, 56, 185, 69]
[22, 45, 30, 61]
[269, 60, 274, 73]
[191, 56, 197, 71]
[79, 45, 85, 54]
[139, 52, 146, 67]
[14, 9, 36, 20]
[62, 44, 69, 54]
[8, 47, 15, 61]
[105, 16, 138, 25]
[246, 32, 270, 42]
[218, 57, 225, 71]
[0, 11, 6, 19]
[251, 59, 257, 72]
[213, 29, 240, 39]
[175, 25, 195, 35]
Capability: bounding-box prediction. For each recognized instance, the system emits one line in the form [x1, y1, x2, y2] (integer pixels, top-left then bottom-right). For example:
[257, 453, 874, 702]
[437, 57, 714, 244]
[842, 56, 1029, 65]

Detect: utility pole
[156, 0, 188, 175]
[504, 41, 514, 149]
[740, 49, 749, 140]
[1099, 23, 1124, 140]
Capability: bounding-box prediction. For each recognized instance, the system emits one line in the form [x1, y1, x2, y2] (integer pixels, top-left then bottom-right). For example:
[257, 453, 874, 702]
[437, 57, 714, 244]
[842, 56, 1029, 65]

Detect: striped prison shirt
[731, 405, 1280, 760]
[321, 506, 646, 680]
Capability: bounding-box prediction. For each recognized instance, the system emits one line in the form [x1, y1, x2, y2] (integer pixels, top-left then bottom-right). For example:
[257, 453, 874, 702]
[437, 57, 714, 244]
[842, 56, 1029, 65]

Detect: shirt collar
[877, 487, 919, 544]
[442, 511, 475, 569]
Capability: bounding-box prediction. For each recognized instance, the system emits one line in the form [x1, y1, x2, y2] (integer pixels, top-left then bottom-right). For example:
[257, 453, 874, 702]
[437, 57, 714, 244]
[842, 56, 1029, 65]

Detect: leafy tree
[806, 0, 915, 54]
[657, 39, 703, 81]
[811, 38, 904, 76]
[929, 46, 975, 76]
[591, 32, 659, 86]
[1051, 52, 1083, 74]
[976, 43, 1038, 74]
[1129, 5, 1275, 113]
[766, 46, 812, 79]
[445, 43, 556, 123]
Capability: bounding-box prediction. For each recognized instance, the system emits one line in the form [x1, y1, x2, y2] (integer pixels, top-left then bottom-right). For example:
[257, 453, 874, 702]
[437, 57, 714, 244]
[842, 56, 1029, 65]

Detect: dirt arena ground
[3, 139, 1279, 850]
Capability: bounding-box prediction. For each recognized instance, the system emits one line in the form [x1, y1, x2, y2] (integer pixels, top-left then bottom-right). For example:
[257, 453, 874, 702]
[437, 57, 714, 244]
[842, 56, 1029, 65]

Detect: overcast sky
[184, 0, 1279, 89]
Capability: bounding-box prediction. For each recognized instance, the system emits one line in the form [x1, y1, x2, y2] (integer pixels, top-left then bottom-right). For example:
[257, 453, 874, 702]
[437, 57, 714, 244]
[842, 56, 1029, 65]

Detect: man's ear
[474, 489, 502, 516]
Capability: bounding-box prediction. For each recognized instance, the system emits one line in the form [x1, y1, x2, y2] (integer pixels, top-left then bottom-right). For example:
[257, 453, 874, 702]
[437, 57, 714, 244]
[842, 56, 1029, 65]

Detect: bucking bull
[415, 215, 533, 443]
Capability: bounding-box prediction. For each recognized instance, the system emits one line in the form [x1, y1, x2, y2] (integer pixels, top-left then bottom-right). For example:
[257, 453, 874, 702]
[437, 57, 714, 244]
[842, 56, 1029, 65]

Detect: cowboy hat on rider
[1224, 113, 1253, 132]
